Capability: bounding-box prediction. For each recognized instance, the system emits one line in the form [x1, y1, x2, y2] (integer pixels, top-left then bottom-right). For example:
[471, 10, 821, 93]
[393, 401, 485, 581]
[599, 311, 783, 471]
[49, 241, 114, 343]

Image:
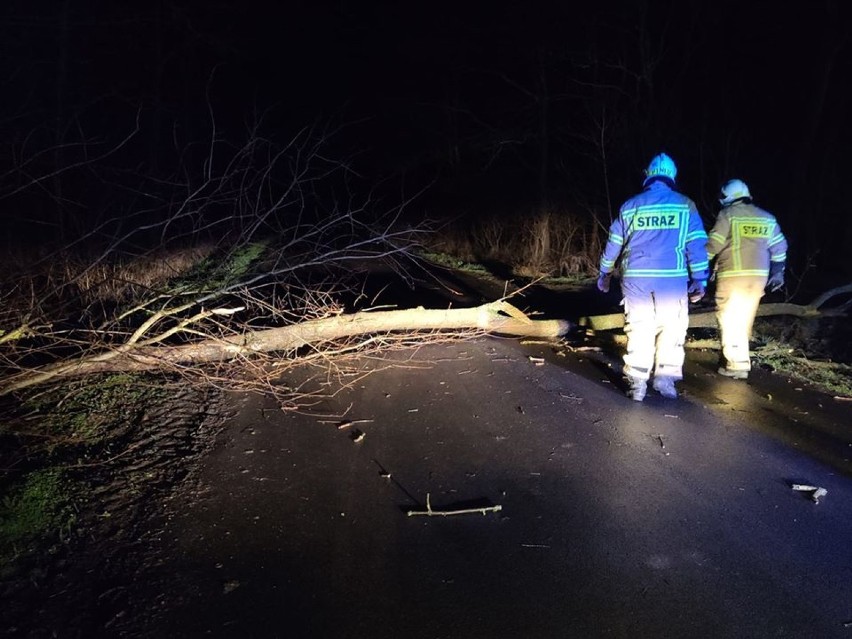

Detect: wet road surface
[142, 337, 852, 638]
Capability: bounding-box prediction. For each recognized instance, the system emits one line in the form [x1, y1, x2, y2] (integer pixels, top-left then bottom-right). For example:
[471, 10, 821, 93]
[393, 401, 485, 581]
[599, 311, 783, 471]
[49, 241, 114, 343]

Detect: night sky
[3, 1, 851, 278]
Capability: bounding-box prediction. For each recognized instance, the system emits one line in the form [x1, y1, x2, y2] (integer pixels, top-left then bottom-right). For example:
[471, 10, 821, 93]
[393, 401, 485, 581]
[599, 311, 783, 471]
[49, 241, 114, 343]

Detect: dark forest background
[2, 0, 851, 287]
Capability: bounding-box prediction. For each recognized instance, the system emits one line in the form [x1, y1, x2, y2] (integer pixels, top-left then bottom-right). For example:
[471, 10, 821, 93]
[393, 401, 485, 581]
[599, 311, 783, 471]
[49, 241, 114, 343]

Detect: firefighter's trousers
[621, 279, 689, 381]
[714, 275, 766, 372]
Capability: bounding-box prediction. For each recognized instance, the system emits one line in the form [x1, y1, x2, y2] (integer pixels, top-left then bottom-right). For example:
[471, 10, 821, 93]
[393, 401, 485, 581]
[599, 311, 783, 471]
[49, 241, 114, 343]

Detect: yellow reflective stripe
[731, 221, 743, 272]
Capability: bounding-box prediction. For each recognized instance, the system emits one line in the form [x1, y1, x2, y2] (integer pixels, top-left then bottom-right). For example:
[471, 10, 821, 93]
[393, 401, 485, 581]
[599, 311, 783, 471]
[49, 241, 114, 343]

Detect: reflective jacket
[706, 202, 787, 278]
[599, 181, 709, 282]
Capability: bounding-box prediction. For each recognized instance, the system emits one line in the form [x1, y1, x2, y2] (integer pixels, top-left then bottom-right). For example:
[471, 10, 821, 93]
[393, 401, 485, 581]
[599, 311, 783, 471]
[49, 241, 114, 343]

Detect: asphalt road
[139, 336, 852, 639]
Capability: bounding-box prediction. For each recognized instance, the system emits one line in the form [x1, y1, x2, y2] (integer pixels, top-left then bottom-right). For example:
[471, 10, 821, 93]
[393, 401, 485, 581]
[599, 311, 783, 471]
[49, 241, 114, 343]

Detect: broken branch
[406, 493, 503, 517]
[580, 283, 851, 332]
[0, 301, 571, 395]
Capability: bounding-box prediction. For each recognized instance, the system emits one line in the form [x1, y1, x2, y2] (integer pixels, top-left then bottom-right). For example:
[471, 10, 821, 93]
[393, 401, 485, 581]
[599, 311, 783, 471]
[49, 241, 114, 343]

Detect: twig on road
[407, 493, 503, 517]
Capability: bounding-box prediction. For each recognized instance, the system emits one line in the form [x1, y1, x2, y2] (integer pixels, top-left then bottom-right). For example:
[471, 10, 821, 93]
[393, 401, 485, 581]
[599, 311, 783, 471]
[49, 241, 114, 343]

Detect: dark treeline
[1, 0, 850, 283]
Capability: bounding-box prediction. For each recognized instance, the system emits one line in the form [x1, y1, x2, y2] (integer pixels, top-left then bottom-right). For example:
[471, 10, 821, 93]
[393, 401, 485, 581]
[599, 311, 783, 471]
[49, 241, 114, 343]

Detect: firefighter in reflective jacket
[597, 153, 709, 401]
[707, 179, 788, 379]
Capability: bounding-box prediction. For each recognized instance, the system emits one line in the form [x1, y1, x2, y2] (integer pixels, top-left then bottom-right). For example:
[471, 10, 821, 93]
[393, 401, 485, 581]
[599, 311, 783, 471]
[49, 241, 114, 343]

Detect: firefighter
[597, 153, 710, 401]
[706, 179, 788, 379]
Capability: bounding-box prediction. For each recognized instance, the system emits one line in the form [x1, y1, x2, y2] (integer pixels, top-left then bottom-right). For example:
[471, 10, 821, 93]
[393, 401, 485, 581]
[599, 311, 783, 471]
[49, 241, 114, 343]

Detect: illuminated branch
[0, 301, 570, 395]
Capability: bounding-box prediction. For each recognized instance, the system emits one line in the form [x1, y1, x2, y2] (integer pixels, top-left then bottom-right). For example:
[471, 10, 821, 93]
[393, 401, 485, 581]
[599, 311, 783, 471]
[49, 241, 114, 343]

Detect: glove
[687, 279, 706, 303]
[597, 273, 612, 293]
[767, 263, 785, 292]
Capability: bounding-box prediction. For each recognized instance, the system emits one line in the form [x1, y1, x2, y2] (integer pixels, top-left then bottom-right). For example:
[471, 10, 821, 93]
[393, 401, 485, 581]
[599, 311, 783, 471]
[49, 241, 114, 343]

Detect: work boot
[718, 367, 748, 380]
[652, 376, 678, 399]
[626, 377, 647, 402]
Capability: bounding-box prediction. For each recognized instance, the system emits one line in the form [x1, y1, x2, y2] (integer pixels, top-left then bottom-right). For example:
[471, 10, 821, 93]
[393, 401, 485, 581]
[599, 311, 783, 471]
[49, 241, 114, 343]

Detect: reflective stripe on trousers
[621, 279, 689, 381]
[715, 275, 766, 372]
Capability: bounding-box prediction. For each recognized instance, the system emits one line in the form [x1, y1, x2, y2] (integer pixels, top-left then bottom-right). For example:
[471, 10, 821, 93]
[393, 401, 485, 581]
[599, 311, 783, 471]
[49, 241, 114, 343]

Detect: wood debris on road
[407, 493, 503, 517]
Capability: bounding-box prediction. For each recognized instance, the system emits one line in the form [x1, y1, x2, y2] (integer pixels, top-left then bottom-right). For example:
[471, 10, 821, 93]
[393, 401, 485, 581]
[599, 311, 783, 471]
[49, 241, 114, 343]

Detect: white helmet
[643, 152, 677, 185]
[719, 179, 751, 206]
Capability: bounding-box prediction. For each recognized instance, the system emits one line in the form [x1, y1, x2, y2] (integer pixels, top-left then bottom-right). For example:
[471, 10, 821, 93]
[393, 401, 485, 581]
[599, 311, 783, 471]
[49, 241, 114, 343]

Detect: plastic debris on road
[791, 484, 828, 504]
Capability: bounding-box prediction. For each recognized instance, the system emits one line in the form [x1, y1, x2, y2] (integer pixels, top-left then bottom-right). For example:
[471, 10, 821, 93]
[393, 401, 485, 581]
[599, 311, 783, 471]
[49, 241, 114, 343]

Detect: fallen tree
[7, 118, 559, 398]
[0, 300, 571, 396]
[578, 284, 852, 332]
[3, 105, 845, 401]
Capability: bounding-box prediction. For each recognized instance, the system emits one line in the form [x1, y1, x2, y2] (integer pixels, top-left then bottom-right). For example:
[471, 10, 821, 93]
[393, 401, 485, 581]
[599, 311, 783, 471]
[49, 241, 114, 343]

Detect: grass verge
[0, 372, 169, 577]
[0, 468, 78, 577]
[424, 208, 601, 280]
[752, 317, 852, 398]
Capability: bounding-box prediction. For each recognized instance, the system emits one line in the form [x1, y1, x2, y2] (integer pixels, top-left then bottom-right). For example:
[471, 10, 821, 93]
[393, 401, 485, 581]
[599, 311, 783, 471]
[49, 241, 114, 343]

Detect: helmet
[643, 153, 677, 185]
[719, 179, 751, 206]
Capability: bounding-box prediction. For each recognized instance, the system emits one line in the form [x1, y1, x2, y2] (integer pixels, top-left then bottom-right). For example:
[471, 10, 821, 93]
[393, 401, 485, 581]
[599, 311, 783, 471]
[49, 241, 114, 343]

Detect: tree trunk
[580, 284, 852, 332]
[0, 301, 571, 395]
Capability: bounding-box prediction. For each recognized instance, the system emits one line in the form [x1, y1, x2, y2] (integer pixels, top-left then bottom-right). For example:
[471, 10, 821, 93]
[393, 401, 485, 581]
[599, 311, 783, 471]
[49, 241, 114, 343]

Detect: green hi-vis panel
[739, 222, 771, 238]
[634, 212, 681, 230]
